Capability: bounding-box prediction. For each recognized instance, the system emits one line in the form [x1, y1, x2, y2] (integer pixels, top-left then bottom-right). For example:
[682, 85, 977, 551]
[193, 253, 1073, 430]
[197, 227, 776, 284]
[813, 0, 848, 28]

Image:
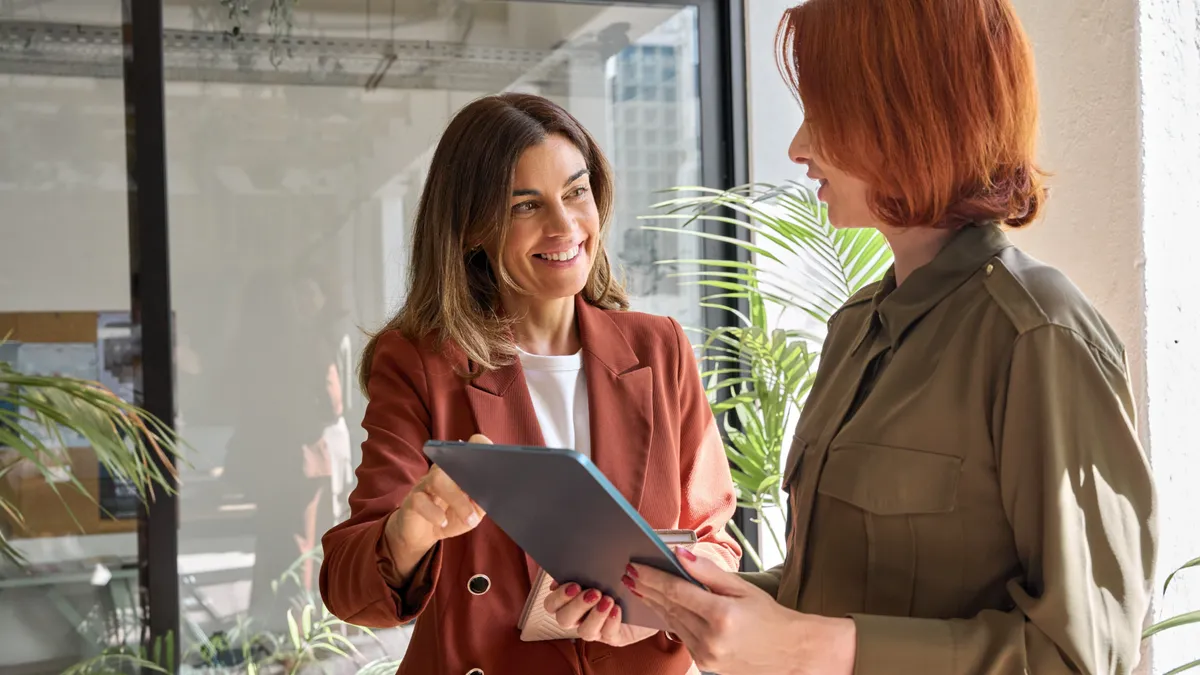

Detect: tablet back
[423, 440, 699, 630]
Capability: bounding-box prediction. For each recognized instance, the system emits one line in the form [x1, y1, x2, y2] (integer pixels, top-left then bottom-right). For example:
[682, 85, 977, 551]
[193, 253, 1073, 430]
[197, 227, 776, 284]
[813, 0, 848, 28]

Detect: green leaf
[1164, 556, 1200, 594]
[1165, 659, 1200, 675]
[287, 609, 302, 651]
[0, 354, 189, 563]
[1144, 610, 1200, 639]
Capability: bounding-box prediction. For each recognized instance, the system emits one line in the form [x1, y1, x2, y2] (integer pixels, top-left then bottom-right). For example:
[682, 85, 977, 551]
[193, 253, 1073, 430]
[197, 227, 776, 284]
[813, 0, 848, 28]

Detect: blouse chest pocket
[817, 444, 961, 515]
[815, 444, 962, 616]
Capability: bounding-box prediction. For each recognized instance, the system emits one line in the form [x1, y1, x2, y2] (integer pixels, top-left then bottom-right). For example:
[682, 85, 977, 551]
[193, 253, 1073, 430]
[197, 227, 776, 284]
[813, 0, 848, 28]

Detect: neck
[879, 225, 957, 285]
[504, 294, 580, 355]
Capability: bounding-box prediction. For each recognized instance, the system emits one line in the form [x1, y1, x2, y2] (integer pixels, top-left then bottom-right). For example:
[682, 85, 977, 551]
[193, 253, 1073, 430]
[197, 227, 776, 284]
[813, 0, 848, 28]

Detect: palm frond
[0, 348, 187, 564]
[649, 182, 892, 566]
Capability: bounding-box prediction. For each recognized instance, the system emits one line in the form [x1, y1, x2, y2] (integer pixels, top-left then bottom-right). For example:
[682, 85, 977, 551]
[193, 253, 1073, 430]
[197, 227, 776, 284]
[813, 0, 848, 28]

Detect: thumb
[467, 433, 493, 445]
[675, 547, 752, 597]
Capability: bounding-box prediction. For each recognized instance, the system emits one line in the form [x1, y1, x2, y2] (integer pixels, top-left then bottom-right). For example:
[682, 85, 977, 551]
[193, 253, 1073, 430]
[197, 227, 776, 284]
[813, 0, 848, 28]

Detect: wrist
[383, 509, 435, 582]
[787, 613, 856, 675]
[818, 617, 857, 675]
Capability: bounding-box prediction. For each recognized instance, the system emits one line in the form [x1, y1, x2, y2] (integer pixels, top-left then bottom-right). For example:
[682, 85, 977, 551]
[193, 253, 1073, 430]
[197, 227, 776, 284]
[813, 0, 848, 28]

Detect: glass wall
[0, 3, 141, 673]
[162, 1, 706, 670]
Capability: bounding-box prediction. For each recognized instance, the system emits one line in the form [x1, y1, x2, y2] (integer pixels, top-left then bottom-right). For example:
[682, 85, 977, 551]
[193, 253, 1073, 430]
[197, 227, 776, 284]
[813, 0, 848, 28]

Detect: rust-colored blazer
[320, 297, 741, 675]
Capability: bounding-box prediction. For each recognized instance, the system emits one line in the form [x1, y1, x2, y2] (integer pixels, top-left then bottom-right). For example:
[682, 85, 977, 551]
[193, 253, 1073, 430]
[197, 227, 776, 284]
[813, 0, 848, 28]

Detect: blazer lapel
[465, 360, 546, 585]
[576, 297, 654, 512]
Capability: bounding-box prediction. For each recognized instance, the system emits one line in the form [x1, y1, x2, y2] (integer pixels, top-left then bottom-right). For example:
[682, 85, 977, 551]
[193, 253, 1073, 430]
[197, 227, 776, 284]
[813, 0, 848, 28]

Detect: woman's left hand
[544, 582, 657, 647]
[627, 549, 857, 675]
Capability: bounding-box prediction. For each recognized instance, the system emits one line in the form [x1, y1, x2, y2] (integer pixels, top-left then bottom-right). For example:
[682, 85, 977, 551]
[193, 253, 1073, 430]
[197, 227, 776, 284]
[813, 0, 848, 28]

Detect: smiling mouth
[535, 243, 583, 262]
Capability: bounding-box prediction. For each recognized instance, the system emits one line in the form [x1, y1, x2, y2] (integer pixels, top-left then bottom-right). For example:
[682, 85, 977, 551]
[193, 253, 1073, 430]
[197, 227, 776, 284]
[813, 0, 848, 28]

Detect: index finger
[426, 464, 483, 527]
[628, 563, 720, 616]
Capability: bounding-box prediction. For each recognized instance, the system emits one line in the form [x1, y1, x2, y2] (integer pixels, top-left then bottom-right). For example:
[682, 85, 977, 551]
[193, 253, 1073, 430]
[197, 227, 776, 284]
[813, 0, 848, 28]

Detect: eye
[567, 185, 589, 199]
[512, 200, 538, 214]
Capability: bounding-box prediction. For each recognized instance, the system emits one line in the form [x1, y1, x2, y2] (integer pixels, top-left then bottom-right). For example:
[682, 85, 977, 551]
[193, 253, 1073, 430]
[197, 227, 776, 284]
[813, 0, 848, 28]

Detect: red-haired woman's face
[789, 121, 875, 229]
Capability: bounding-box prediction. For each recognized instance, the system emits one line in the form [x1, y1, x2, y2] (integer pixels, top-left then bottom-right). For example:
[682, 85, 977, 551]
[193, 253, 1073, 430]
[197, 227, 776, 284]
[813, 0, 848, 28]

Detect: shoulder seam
[1016, 323, 1126, 372]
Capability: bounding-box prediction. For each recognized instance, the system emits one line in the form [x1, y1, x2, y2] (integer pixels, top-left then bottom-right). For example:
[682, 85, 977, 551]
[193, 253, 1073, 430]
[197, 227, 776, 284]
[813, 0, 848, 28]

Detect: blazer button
[468, 574, 491, 596]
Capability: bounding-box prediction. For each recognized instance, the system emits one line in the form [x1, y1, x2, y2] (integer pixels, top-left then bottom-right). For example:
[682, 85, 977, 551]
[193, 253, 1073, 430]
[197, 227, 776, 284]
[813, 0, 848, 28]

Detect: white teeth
[537, 245, 580, 262]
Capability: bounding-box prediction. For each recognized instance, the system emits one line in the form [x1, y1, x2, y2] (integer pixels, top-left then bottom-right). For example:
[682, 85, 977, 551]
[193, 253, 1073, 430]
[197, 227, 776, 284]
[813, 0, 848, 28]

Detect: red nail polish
[549, 581, 559, 591]
[621, 575, 636, 590]
[565, 584, 580, 598]
[631, 588, 644, 599]
[610, 606, 620, 619]
[584, 590, 601, 603]
[677, 547, 697, 562]
[625, 564, 639, 578]
[598, 597, 613, 612]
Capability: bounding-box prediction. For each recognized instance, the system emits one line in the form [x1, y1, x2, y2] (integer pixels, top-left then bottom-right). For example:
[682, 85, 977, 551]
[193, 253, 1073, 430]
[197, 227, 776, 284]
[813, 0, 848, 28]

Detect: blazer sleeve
[851, 325, 1156, 675]
[671, 318, 742, 572]
[318, 331, 441, 628]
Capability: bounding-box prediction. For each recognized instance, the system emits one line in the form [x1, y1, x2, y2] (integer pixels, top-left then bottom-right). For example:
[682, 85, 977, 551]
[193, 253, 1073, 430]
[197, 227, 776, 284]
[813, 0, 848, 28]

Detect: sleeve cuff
[850, 613, 954, 675]
[738, 569, 782, 598]
[373, 519, 442, 623]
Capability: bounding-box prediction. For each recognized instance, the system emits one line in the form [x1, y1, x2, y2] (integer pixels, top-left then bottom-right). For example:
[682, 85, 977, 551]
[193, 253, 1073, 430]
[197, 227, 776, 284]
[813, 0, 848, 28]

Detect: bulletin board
[0, 311, 140, 539]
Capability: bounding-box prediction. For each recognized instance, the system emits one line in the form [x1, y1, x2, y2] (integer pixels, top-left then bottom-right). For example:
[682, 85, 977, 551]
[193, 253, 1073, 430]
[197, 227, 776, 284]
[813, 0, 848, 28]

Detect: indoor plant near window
[65, 548, 401, 675]
[1144, 555, 1200, 674]
[644, 181, 891, 567]
[0, 343, 183, 564]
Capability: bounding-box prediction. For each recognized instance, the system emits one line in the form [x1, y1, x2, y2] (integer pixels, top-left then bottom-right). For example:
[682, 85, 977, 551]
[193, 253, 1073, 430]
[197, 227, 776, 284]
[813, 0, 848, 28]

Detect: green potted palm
[643, 181, 891, 567]
[0, 343, 183, 564]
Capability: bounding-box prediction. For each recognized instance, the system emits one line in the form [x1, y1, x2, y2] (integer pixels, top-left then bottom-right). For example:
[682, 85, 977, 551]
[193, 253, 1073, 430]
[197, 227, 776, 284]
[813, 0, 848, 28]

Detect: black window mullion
[121, 0, 179, 669]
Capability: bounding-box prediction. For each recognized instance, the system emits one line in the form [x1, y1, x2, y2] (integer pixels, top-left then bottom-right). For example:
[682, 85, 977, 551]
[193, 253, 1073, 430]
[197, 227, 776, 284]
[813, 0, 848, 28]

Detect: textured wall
[1139, 0, 1200, 672]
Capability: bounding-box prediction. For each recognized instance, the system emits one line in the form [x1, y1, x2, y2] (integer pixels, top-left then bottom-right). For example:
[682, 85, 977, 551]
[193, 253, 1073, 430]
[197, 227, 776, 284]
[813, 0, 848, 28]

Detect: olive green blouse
[744, 223, 1156, 675]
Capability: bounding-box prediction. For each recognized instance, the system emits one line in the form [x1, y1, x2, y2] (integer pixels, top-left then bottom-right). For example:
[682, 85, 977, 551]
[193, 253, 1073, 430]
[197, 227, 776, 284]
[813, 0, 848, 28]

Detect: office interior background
[0, 0, 1196, 673]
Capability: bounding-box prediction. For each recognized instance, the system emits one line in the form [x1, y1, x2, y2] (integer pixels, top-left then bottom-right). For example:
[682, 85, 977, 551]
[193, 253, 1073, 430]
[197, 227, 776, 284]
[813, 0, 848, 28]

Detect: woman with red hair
[624, 1, 1157, 673]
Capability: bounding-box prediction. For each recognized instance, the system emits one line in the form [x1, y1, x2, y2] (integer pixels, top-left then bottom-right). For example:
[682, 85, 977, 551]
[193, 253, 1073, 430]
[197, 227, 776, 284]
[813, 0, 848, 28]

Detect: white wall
[1138, 0, 1200, 671]
[745, 1, 1200, 672]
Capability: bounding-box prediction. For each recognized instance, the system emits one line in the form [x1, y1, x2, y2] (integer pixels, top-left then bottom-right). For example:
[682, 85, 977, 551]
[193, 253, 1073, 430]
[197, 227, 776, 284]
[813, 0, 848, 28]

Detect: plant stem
[726, 521, 763, 571]
[758, 506, 786, 563]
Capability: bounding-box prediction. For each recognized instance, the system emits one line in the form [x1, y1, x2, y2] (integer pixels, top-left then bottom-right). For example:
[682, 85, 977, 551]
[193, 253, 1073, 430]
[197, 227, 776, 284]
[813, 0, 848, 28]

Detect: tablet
[423, 440, 704, 630]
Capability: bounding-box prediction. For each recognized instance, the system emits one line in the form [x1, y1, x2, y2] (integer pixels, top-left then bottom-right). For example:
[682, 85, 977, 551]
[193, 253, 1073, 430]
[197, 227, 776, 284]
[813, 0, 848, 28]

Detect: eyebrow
[512, 168, 589, 197]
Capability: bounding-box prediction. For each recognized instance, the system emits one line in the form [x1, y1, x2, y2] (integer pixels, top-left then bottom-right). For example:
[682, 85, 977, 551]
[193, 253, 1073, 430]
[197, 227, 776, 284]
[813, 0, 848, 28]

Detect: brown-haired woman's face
[498, 133, 600, 303]
[789, 121, 875, 229]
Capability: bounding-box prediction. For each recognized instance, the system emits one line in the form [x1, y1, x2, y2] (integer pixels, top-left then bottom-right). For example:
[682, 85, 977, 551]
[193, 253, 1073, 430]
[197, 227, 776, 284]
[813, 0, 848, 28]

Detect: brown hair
[359, 93, 628, 393]
[777, 0, 1047, 229]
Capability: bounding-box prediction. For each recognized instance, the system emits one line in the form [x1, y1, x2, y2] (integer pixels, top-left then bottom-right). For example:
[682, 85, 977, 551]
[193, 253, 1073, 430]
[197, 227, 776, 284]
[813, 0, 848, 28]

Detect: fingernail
[565, 584, 580, 598]
[677, 547, 697, 562]
[625, 564, 639, 578]
[467, 513, 481, 527]
[621, 575, 636, 590]
[610, 606, 620, 619]
[549, 581, 559, 591]
[598, 597, 613, 612]
[584, 590, 601, 603]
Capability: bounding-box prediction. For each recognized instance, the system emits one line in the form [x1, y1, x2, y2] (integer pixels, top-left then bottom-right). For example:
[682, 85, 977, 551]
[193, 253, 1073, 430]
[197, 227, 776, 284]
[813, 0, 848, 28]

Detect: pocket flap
[781, 436, 808, 494]
[817, 444, 961, 515]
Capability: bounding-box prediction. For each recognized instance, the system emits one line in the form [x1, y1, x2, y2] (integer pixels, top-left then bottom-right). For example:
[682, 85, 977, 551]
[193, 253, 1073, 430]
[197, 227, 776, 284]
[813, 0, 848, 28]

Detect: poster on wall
[95, 312, 140, 522]
[0, 311, 141, 530]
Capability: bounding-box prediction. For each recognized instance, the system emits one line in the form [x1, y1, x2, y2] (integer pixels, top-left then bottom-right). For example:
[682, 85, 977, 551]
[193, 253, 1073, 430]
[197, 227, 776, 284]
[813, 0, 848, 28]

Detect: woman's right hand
[382, 435, 489, 577]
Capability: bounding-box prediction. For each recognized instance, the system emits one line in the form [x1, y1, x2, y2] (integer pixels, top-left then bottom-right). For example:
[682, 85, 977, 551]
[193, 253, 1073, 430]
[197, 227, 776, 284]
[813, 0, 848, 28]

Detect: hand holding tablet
[423, 438, 704, 631]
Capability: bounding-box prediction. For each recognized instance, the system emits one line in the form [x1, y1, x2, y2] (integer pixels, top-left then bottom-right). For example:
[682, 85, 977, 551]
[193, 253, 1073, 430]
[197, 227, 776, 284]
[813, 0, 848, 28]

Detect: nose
[544, 201, 576, 237]
[789, 122, 812, 166]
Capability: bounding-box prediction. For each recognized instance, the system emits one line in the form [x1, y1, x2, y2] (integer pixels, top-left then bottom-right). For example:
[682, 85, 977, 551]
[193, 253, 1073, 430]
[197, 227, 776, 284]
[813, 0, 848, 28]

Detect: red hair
[778, 0, 1046, 229]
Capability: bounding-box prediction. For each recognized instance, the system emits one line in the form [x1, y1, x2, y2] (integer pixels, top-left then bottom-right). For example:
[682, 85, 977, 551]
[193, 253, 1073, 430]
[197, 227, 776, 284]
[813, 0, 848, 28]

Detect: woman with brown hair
[625, 1, 1157, 674]
[318, 92, 740, 675]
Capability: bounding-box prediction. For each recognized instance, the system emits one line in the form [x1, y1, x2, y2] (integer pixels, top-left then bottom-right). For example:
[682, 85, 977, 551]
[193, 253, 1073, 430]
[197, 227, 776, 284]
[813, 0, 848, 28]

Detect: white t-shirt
[517, 347, 591, 459]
